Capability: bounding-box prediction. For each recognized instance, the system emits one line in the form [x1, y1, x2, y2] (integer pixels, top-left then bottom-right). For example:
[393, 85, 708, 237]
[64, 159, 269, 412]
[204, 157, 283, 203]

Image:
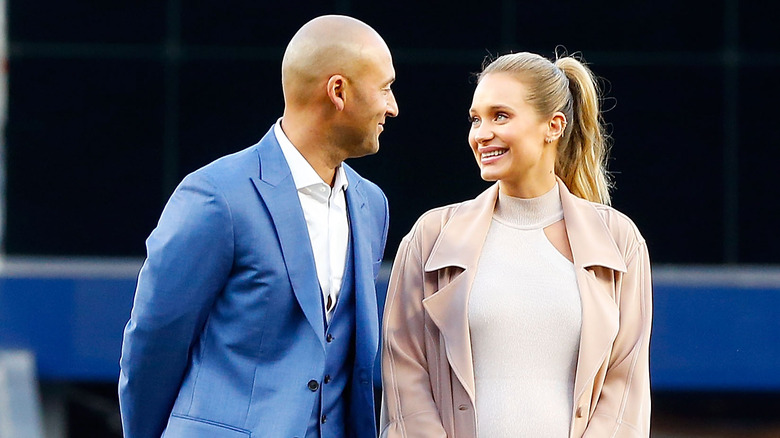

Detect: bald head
[281, 15, 390, 106]
[278, 16, 397, 180]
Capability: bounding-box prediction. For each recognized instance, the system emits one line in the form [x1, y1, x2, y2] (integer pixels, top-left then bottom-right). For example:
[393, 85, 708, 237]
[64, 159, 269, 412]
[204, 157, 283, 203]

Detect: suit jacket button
[308, 380, 319, 391]
[326, 334, 333, 343]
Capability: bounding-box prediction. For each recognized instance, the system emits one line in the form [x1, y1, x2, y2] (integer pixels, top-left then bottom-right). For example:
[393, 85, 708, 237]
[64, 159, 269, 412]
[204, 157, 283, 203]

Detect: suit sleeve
[118, 172, 234, 438]
[380, 233, 448, 438]
[583, 240, 652, 437]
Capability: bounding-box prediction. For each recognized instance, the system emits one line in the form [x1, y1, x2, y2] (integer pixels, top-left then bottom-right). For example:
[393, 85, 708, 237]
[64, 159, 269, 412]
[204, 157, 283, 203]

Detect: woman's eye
[495, 113, 508, 121]
[468, 116, 480, 126]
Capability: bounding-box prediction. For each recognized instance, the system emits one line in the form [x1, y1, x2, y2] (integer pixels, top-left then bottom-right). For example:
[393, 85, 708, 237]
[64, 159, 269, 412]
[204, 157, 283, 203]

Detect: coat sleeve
[583, 240, 652, 438]
[380, 233, 448, 438]
[118, 172, 234, 438]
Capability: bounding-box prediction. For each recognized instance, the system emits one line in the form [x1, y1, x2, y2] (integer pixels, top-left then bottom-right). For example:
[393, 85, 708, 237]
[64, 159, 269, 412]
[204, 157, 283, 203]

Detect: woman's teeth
[482, 150, 507, 159]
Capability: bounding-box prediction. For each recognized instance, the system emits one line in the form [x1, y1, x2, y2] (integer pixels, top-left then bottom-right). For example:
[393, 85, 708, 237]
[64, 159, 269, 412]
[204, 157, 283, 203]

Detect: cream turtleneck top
[468, 182, 582, 437]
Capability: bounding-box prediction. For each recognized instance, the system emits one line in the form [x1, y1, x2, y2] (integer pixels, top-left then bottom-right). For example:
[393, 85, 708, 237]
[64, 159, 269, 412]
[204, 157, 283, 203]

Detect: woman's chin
[479, 169, 500, 183]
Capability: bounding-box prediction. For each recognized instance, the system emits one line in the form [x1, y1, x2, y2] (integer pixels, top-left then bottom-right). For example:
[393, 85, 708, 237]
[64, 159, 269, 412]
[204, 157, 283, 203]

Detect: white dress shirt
[274, 119, 349, 323]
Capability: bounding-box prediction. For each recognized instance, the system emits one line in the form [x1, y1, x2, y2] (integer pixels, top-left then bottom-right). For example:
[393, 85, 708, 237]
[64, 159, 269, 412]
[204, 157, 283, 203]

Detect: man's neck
[280, 116, 339, 186]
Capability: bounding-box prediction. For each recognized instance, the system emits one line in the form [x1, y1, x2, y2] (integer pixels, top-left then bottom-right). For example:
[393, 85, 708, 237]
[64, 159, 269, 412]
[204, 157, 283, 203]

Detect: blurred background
[0, 0, 779, 436]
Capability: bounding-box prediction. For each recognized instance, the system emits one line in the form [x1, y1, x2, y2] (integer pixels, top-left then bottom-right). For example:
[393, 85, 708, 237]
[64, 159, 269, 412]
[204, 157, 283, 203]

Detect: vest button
[324, 375, 331, 384]
[326, 333, 334, 343]
[576, 406, 585, 418]
[307, 380, 319, 391]
[321, 414, 327, 424]
[458, 404, 469, 411]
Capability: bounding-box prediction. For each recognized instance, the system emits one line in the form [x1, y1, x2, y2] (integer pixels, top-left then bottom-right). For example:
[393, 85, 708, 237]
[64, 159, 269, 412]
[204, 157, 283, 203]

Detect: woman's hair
[479, 51, 612, 205]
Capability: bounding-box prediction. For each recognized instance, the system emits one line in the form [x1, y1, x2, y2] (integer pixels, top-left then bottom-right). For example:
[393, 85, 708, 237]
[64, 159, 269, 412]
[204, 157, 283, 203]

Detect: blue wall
[1, 260, 778, 392]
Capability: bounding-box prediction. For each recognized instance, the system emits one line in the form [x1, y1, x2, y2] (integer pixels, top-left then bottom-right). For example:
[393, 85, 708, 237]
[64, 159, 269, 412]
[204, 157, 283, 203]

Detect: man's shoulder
[181, 143, 261, 191]
[199, 144, 259, 177]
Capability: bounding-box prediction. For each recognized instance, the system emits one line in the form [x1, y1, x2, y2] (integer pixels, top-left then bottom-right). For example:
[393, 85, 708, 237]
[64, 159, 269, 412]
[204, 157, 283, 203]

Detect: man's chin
[346, 145, 379, 160]
[362, 140, 381, 157]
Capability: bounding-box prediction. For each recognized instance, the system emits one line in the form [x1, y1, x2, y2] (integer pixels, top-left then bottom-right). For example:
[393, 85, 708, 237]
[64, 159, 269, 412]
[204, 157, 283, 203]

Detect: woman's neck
[498, 173, 557, 199]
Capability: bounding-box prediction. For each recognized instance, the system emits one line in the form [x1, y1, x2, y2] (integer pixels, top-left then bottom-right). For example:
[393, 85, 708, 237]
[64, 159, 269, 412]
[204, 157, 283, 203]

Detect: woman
[380, 52, 651, 437]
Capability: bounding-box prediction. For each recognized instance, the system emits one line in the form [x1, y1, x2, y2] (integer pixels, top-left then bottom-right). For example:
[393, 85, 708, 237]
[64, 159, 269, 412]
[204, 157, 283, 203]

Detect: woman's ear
[327, 75, 347, 111]
[548, 111, 567, 142]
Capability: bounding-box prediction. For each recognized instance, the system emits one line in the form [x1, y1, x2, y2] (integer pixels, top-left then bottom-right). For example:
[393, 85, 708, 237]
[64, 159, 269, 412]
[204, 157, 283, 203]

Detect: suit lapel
[250, 129, 325, 346]
[343, 168, 379, 370]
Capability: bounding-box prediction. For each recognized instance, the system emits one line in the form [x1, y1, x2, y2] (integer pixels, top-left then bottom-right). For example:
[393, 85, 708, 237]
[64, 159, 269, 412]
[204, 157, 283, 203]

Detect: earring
[545, 138, 552, 144]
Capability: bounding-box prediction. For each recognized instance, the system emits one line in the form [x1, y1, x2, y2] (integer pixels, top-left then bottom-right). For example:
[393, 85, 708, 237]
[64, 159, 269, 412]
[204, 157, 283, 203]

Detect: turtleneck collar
[493, 182, 564, 230]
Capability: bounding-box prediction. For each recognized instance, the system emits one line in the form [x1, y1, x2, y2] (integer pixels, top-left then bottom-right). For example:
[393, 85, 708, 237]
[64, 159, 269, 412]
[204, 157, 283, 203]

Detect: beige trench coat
[380, 181, 652, 438]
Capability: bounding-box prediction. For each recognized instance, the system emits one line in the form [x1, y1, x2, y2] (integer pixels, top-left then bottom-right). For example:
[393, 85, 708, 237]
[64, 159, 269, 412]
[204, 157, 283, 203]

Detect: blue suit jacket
[119, 127, 389, 438]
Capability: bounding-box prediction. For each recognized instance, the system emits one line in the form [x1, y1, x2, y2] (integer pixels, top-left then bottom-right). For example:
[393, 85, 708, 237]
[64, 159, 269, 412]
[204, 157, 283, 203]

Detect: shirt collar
[274, 118, 349, 193]
[332, 160, 349, 193]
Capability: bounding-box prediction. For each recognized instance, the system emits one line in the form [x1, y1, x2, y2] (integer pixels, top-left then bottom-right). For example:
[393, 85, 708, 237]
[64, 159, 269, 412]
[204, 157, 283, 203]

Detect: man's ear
[327, 75, 347, 111]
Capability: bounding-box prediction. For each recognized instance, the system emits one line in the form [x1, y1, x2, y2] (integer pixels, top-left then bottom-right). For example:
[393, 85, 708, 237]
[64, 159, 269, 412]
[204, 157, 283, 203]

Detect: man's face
[338, 47, 398, 158]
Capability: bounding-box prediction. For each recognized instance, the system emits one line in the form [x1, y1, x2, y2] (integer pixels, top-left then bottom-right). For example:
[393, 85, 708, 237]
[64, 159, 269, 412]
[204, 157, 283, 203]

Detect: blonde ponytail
[480, 52, 612, 204]
[555, 57, 612, 205]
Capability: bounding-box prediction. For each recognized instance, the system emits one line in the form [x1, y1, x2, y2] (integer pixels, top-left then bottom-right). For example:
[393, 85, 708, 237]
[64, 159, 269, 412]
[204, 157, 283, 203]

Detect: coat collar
[424, 185, 496, 273]
[250, 127, 376, 366]
[250, 128, 326, 345]
[425, 179, 627, 273]
[254, 126, 294, 186]
[343, 165, 380, 371]
[558, 180, 627, 272]
[421, 179, 626, 407]
[254, 125, 364, 194]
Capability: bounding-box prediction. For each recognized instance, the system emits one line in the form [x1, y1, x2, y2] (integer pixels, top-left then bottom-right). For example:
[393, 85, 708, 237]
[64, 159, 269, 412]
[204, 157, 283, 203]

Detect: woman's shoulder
[401, 191, 489, 249]
[589, 201, 647, 255]
[408, 183, 492, 233]
[406, 201, 469, 239]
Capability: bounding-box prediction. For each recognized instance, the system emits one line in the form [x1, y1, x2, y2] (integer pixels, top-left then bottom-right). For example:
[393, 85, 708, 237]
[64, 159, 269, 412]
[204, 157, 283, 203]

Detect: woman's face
[468, 73, 557, 197]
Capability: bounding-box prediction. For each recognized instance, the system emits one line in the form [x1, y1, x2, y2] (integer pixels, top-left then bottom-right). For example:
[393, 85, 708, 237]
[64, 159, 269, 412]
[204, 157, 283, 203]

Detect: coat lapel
[343, 167, 380, 371]
[558, 180, 627, 401]
[250, 128, 325, 347]
[421, 185, 498, 405]
[420, 180, 629, 407]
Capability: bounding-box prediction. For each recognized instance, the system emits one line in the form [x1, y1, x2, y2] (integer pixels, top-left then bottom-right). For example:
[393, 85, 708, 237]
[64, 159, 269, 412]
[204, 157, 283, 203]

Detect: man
[119, 15, 398, 438]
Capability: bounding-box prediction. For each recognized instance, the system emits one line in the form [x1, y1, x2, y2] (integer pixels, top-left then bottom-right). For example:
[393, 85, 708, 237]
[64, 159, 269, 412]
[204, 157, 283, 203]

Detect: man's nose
[386, 92, 399, 117]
